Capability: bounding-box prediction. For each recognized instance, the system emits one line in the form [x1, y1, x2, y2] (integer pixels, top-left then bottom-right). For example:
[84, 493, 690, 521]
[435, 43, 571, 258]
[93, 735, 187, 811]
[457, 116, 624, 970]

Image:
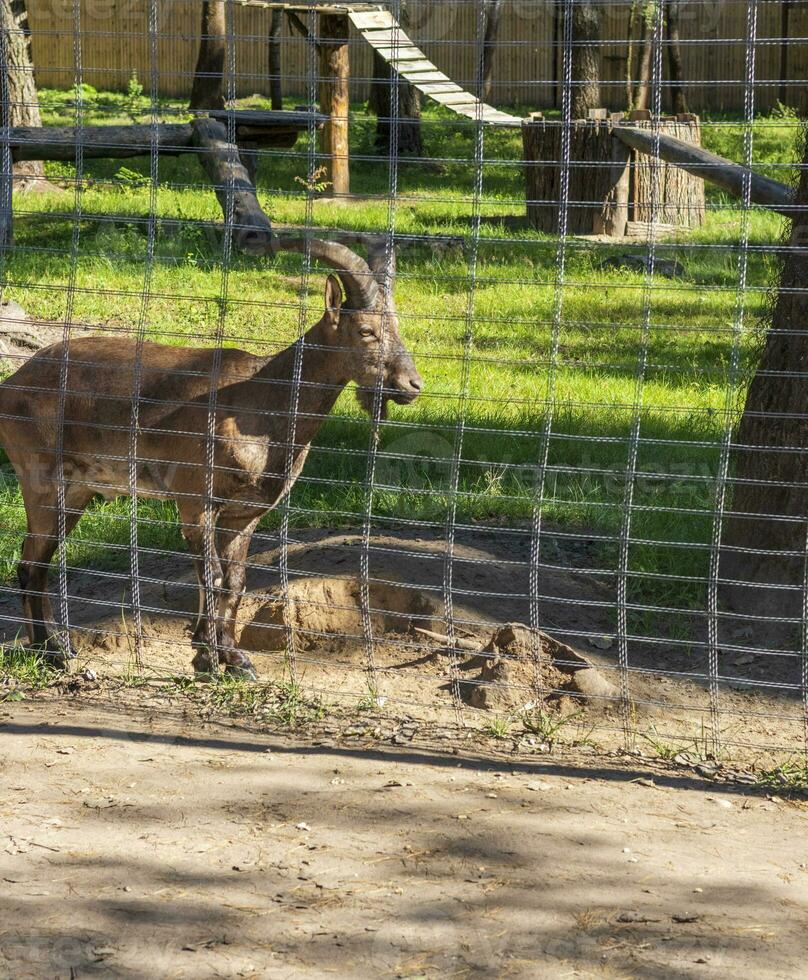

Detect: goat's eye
[359, 327, 376, 339]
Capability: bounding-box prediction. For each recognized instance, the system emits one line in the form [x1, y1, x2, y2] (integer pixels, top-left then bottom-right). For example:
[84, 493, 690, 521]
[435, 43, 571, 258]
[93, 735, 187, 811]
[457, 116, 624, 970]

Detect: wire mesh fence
[0, 0, 806, 771]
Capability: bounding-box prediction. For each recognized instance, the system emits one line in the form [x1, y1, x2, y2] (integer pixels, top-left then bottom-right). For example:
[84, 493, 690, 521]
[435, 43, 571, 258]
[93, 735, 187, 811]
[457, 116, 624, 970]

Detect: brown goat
[0, 239, 422, 679]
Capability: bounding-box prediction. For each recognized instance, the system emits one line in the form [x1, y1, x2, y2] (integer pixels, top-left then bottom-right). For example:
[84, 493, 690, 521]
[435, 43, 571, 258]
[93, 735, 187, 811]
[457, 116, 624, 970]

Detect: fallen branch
[0, 300, 93, 372]
[190, 117, 273, 255]
[413, 626, 479, 652]
[6, 111, 319, 162]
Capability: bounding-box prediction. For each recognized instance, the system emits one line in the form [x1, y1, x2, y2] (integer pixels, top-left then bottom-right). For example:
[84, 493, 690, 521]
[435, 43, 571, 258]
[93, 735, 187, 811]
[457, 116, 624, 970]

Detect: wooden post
[0, 17, 11, 251]
[318, 12, 350, 198]
[268, 7, 284, 111]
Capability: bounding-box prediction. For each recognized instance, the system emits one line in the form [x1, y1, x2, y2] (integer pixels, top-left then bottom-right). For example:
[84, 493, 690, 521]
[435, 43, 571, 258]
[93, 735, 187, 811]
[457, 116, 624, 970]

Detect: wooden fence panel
[26, 1, 800, 114]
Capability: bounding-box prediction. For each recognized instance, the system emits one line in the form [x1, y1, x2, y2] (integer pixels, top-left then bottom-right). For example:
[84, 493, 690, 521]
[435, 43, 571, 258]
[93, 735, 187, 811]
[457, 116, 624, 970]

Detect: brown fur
[0, 268, 421, 678]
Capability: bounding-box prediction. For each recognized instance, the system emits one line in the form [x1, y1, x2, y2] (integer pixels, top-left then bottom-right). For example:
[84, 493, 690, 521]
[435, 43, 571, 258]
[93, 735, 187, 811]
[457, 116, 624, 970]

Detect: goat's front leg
[215, 511, 261, 680]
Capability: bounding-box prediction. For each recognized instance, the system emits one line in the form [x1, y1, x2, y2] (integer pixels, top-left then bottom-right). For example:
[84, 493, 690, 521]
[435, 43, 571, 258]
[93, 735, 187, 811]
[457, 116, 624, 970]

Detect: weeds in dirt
[640, 727, 689, 761]
[520, 706, 583, 748]
[639, 720, 724, 765]
[355, 679, 387, 714]
[271, 680, 326, 727]
[484, 716, 511, 740]
[756, 760, 808, 793]
[0, 641, 57, 696]
[192, 676, 326, 728]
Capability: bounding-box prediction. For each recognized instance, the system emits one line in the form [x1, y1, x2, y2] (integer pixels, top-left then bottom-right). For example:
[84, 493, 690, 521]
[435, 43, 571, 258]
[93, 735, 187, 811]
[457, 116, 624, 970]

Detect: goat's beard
[356, 386, 389, 421]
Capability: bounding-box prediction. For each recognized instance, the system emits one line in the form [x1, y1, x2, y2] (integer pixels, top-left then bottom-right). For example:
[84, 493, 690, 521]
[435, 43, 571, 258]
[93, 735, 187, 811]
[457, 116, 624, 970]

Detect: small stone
[295, 822, 311, 832]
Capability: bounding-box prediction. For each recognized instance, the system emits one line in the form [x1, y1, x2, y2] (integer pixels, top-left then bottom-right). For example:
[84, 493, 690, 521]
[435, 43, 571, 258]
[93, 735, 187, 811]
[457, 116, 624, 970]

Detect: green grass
[1, 87, 804, 642]
[0, 641, 58, 694]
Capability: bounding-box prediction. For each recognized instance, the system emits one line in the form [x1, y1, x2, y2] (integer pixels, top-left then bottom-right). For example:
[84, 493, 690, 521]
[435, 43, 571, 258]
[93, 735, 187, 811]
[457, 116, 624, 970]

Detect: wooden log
[318, 12, 350, 197]
[0, 301, 93, 373]
[6, 112, 318, 161]
[613, 123, 794, 212]
[190, 117, 273, 254]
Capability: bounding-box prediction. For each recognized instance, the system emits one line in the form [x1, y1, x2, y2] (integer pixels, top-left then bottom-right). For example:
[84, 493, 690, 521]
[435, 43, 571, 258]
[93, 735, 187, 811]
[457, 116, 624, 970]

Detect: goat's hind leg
[18, 486, 92, 668]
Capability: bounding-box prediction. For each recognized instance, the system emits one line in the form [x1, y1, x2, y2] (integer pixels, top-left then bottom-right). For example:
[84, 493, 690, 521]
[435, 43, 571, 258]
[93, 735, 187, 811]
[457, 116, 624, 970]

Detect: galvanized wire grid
[0, 0, 806, 764]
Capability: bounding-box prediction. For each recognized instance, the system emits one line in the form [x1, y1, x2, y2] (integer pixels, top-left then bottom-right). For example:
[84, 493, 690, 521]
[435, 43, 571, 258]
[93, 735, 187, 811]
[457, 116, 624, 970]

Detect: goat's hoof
[191, 649, 214, 675]
[225, 661, 258, 682]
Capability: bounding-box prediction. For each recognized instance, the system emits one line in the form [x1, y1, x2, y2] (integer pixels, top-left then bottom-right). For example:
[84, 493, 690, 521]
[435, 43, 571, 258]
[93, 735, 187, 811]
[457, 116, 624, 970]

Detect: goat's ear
[324, 275, 342, 328]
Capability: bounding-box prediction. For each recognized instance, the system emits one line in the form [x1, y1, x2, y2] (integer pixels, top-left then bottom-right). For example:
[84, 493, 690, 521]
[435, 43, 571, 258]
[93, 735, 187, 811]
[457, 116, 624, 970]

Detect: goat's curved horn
[275, 236, 379, 310]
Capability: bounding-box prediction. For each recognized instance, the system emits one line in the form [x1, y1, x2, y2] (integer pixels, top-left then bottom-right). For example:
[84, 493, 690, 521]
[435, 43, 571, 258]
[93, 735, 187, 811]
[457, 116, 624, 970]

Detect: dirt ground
[0, 525, 804, 762]
[1, 696, 808, 979]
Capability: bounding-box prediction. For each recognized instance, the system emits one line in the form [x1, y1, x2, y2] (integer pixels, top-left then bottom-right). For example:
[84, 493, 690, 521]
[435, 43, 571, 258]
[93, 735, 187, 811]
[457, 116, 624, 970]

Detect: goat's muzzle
[388, 353, 423, 405]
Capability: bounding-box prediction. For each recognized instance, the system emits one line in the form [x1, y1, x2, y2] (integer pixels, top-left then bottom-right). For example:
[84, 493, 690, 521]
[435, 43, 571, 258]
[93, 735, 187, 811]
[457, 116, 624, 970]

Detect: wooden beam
[613, 124, 795, 213]
[190, 117, 273, 254]
[6, 112, 320, 161]
[318, 12, 350, 197]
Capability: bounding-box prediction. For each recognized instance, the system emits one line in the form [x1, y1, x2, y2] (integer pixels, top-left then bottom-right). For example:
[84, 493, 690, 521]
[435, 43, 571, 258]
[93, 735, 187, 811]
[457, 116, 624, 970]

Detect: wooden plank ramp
[348, 8, 522, 128]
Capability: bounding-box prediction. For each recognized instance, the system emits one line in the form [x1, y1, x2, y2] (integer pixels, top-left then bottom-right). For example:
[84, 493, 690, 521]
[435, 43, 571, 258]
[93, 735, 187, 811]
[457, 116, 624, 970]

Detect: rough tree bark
[570, 1, 601, 118]
[665, 0, 688, 114]
[0, 0, 44, 187]
[481, 0, 503, 105]
[368, 0, 423, 156]
[634, 0, 658, 112]
[719, 126, 808, 646]
[190, 1, 226, 111]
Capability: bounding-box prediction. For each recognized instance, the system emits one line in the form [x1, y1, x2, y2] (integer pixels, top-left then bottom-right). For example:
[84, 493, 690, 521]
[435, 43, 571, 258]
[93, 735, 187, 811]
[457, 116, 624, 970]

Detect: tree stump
[631, 115, 706, 227]
[522, 111, 705, 237]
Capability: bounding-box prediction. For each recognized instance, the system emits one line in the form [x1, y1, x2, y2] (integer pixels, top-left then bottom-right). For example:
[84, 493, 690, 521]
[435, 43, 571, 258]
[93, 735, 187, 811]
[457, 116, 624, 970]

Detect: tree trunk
[625, 1, 638, 110]
[634, 3, 656, 112]
[0, 0, 43, 186]
[719, 126, 808, 650]
[481, 0, 503, 105]
[368, 0, 423, 156]
[268, 8, 283, 111]
[665, 0, 688, 114]
[570, 1, 601, 118]
[190, 1, 226, 111]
